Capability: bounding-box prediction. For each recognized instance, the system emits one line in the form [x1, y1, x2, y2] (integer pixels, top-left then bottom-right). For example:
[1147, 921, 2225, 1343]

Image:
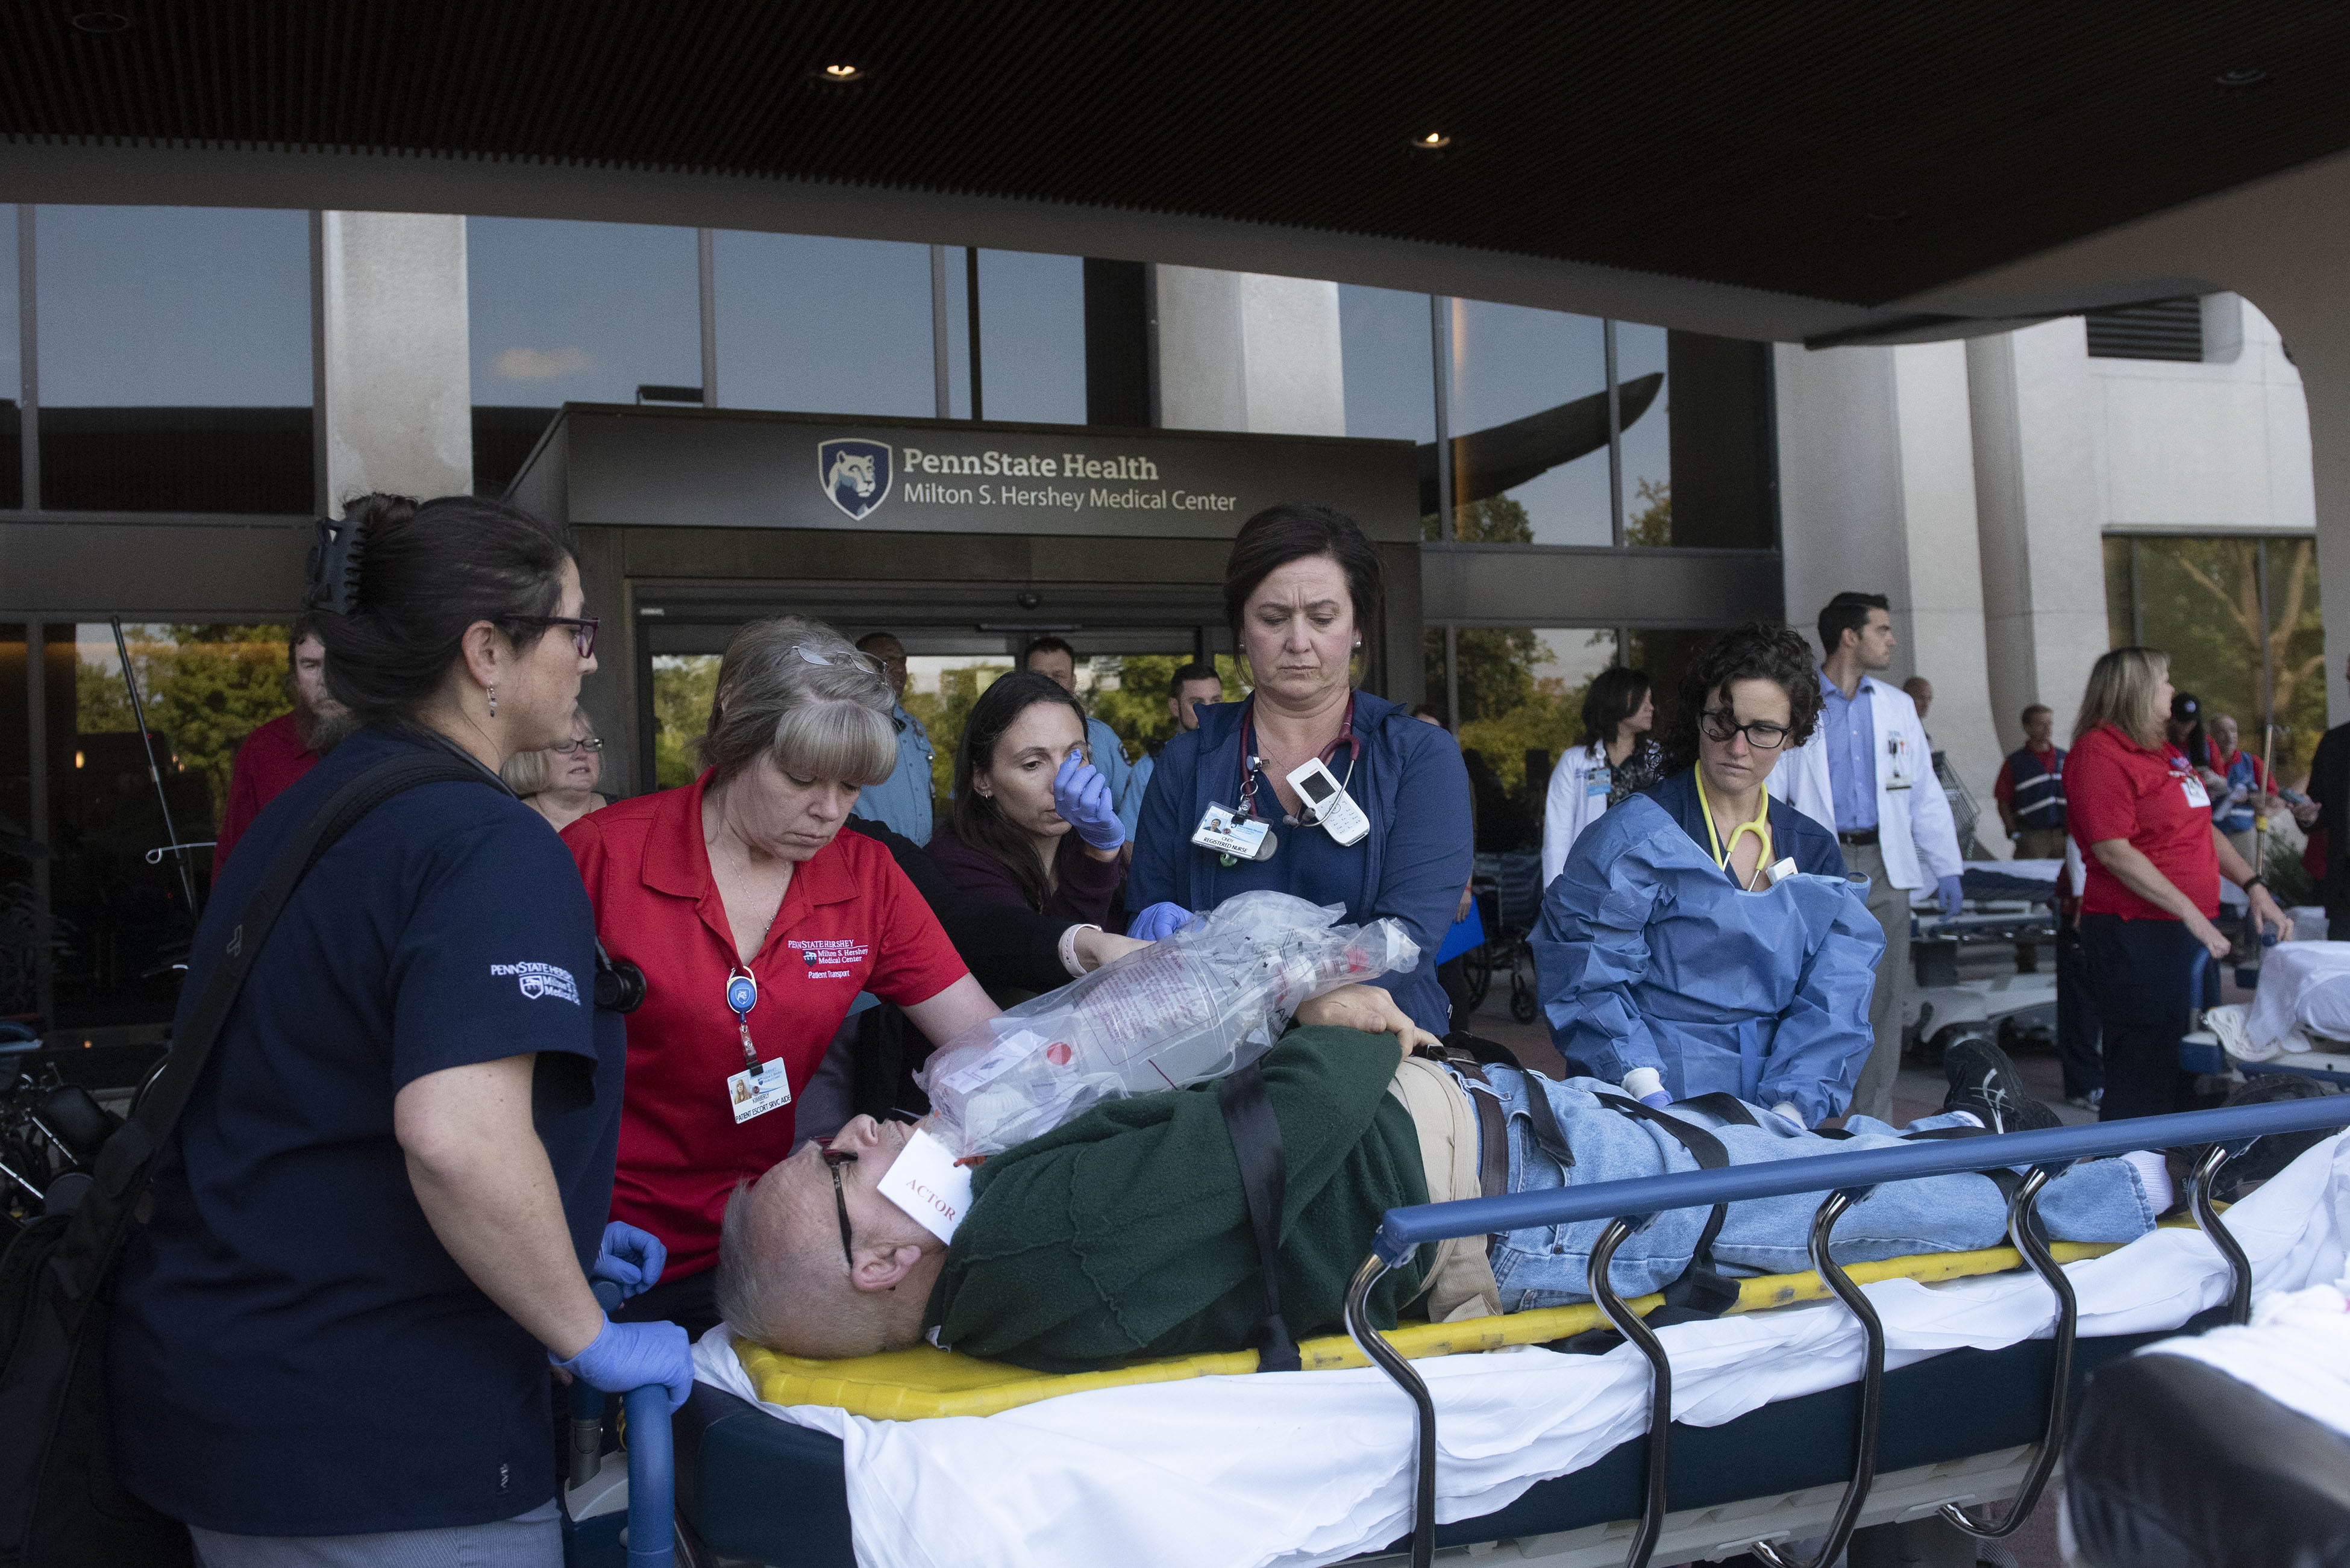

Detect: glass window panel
[0, 214, 17, 510]
[48, 622, 293, 1038]
[901, 657, 1014, 801]
[36, 207, 311, 512]
[650, 654, 721, 792]
[715, 232, 935, 418]
[2103, 537, 2136, 650]
[1648, 331, 1776, 550]
[1625, 628, 1723, 739]
[468, 217, 700, 493]
[1085, 654, 1249, 764]
[1453, 626, 1619, 850]
[1339, 284, 1436, 445]
[2132, 537, 2264, 759]
[1617, 322, 1671, 545]
[974, 249, 1084, 426]
[1446, 300, 1609, 546]
[2262, 537, 2324, 779]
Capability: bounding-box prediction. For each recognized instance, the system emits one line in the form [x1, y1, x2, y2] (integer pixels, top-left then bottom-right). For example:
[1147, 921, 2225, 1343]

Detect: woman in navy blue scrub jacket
[110, 493, 691, 1566]
[1129, 504, 1474, 1035]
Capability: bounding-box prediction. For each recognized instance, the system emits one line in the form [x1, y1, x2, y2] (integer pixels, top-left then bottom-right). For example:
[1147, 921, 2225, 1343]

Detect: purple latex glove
[590, 1220, 666, 1302]
[1127, 901, 1198, 942]
[1054, 752, 1126, 852]
[551, 1316, 693, 1413]
[1935, 873, 1966, 922]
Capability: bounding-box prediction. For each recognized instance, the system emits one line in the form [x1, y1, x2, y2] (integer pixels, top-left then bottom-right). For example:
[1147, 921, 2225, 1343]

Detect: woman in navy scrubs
[110, 493, 690, 1566]
[1129, 504, 1473, 1035]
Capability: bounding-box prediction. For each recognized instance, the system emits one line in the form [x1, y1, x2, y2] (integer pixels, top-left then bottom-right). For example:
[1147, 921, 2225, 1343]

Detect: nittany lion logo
[818, 439, 893, 520]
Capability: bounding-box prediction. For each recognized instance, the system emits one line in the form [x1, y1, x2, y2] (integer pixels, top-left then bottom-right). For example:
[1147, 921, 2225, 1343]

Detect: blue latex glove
[1053, 753, 1126, 852]
[1127, 901, 1198, 942]
[1637, 1090, 1673, 1110]
[1935, 873, 1966, 921]
[551, 1316, 693, 1413]
[590, 1220, 666, 1302]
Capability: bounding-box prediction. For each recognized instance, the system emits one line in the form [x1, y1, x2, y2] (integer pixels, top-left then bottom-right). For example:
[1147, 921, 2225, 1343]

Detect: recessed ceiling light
[2214, 65, 2269, 89]
[70, 11, 131, 31]
[1411, 132, 1453, 151]
[819, 63, 865, 83]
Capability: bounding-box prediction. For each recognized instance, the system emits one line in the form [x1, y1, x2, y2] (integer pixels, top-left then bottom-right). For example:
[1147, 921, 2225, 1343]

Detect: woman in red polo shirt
[566, 616, 1000, 1331]
[2066, 647, 2286, 1123]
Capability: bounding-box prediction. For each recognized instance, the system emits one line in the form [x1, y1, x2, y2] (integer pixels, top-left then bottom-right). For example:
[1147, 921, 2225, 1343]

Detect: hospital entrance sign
[537, 405, 1420, 543]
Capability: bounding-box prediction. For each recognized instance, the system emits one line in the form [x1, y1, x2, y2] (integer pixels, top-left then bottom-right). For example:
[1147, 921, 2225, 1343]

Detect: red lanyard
[1238, 692, 1361, 821]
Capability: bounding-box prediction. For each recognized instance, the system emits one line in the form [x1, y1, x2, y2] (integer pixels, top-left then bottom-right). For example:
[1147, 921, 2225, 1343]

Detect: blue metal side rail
[1343, 1095, 2350, 1568]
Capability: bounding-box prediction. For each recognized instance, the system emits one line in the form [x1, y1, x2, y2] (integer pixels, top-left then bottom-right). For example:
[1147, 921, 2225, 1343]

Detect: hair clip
[304, 514, 368, 614]
[794, 643, 882, 675]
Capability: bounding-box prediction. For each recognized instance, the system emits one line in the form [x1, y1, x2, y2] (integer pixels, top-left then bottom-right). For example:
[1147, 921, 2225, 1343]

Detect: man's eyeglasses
[822, 1147, 859, 1272]
[513, 615, 601, 659]
[1699, 709, 1792, 750]
[550, 736, 605, 755]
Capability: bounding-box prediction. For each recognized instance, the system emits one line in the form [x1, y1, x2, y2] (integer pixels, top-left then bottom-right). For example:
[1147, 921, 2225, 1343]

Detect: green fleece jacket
[923, 1026, 1432, 1373]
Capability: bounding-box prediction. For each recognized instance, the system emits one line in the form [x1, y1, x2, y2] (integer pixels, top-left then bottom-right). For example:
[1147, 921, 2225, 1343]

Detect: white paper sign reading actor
[873, 1128, 976, 1245]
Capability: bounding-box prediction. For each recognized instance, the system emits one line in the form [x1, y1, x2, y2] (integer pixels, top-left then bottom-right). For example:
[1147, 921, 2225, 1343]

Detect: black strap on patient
[1593, 1093, 1743, 1323]
[1217, 1061, 1301, 1373]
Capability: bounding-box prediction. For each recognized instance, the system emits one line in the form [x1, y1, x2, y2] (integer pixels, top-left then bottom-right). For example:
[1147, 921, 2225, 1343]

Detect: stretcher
[578, 1094, 2350, 1568]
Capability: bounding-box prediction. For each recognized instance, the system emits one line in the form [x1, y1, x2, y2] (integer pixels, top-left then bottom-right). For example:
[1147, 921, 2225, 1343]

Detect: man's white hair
[714, 1172, 904, 1360]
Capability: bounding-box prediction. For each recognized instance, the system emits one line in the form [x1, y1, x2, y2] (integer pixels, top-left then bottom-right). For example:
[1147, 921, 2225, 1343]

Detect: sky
[14, 203, 1662, 531]
[34, 205, 310, 405]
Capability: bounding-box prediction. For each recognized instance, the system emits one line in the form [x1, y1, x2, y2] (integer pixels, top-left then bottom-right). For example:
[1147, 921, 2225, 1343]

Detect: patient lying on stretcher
[714, 990, 2173, 1373]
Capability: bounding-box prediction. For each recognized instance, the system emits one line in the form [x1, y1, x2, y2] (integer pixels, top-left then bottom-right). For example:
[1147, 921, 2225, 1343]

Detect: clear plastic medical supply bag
[916, 891, 1421, 1158]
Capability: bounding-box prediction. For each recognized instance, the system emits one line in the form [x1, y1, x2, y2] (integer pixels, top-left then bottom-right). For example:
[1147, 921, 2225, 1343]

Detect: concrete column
[312, 211, 472, 510]
[1153, 266, 1344, 436]
[1967, 319, 2111, 753]
[1775, 339, 2004, 849]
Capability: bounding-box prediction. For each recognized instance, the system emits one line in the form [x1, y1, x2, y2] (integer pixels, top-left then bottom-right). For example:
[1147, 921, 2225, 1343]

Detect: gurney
[598, 1095, 2350, 1568]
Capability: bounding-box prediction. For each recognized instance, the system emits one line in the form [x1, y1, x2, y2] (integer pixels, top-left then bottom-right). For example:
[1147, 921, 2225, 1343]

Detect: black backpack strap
[1591, 1092, 1741, 1324]
[78, 753, 495, 1273]
[1216, 1061, 1300, 1373]
[1674, 1091, 1761, 1128]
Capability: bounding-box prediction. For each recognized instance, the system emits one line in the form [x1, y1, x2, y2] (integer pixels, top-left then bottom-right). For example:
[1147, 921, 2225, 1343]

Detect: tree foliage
[76, 625, 292, 829]
[1626, 479, 1672, 547]
[1088, 655, 1249, 759]
[903, 664, 1011, 799]
[651, 654, 721, 790]
[2113, 537, 2325, 777]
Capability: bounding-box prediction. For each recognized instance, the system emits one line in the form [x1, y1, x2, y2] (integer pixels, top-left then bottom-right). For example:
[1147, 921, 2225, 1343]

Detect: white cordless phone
[1286, 757, 1370, 846]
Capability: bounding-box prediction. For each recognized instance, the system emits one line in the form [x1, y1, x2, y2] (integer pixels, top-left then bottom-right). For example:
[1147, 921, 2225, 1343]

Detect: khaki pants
[1844, 840, 1911, 1123]
[2014, 828, 2069, 862]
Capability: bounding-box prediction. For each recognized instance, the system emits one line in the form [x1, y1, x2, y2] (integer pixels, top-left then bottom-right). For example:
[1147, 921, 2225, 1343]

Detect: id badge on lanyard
[722, 968, 792, 1124]
[2179, 770, 2211, 809]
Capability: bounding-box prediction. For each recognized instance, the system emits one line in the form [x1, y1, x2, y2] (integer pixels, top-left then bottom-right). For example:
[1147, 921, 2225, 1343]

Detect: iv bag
[916, 891, 1420, 1158]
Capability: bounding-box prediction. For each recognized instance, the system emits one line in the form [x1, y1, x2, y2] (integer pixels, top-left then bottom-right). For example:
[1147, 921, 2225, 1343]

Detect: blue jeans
[1473, 1068, 2158, 1311]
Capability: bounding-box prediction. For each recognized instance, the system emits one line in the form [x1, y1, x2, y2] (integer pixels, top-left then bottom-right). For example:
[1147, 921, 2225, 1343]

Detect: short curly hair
[1659, 622, 1825, 773]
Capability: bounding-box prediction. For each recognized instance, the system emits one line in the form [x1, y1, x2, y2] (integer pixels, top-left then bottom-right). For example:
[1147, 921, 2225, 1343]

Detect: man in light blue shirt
[1024, 636, 1134, 834]
[854, 631, 936, 846]
[1769, 592, 1967, 1120]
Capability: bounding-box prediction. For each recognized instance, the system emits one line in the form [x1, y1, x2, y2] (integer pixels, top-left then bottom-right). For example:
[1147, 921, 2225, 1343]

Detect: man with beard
[213, 613, 356, 866]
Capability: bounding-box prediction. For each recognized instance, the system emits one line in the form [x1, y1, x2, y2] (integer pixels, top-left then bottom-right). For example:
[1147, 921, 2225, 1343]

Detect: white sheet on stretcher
[690, 1133, 2350, 1568]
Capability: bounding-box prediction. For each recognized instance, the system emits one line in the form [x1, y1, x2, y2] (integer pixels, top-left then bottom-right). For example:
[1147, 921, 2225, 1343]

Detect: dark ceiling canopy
[2, 1, 2345, 308]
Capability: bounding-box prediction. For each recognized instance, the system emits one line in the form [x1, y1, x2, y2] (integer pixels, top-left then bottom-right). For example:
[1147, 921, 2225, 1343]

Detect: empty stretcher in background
[600, 1095, 2350, 1568]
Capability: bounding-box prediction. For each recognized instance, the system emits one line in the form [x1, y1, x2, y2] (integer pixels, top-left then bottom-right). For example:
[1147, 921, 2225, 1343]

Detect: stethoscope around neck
[1237, 692, 1362, 826]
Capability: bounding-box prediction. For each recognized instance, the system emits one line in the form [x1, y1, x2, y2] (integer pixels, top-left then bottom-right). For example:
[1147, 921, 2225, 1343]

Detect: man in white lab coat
[1769, 593, 1966, 1120]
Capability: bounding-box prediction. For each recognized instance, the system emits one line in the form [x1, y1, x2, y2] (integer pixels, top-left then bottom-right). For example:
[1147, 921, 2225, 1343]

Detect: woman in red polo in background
[566, 616, 1001, 1332]
[2065, 646, 2286, 1123]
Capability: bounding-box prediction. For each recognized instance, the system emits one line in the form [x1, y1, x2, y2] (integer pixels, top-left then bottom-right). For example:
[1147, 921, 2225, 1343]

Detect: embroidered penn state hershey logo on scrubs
[818, 438, 894, 520]
[488, 961, 580, 1005]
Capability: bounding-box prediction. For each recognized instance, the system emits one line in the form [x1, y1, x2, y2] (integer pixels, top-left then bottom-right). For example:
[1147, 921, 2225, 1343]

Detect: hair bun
[305, 513, 368, 614]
